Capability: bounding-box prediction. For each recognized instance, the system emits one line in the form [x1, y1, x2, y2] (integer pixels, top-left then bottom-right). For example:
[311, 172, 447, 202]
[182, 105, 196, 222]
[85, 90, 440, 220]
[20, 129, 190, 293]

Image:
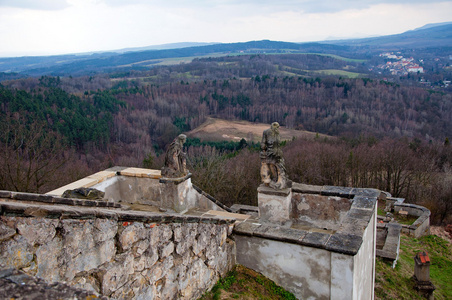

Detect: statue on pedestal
[260, 122, 291, 189]
[161, 134, 188, 178]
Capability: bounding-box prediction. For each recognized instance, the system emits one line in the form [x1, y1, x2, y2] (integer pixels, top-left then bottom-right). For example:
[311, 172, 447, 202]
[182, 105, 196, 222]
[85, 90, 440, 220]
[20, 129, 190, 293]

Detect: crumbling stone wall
[0, 214, 235, 299]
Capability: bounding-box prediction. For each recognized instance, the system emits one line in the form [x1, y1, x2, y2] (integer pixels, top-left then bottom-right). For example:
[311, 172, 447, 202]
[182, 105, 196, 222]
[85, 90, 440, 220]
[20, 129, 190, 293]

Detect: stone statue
[260, 122, 291, 189]
[161, 134, 188, 178]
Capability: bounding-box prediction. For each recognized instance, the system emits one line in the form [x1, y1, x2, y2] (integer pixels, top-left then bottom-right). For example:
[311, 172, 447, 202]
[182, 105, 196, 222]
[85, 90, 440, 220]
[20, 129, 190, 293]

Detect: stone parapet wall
[0, 200, 236, 299]
[235, 184, 379, 299]
[0, 190, 120, 208]
[394, 203, 430, 238]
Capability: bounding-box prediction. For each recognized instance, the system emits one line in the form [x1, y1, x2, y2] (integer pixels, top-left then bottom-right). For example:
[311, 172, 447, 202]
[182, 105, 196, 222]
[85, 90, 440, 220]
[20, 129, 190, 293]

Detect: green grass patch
[301, 53, 367, 63]
[377, 199, 386, 216]
[199, 265, 296, 300]
[311, 69, 362, 78]
[375, 234, 452, 300]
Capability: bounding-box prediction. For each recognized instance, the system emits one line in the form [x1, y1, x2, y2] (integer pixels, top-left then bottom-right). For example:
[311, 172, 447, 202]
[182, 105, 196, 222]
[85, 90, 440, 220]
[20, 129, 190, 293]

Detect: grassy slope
[199, 265, 296, 300]
[375, 234, 452, 300]
[198, 234, 451, 300]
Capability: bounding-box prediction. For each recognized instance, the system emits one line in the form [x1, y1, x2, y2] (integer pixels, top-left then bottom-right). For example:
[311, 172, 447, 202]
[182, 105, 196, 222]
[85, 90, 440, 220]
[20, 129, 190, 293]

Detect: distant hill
[325, 23, 452, 50]
[0, 40, 350, 76]
[113, 42, 220, 53]
[0, 22, 451, 76]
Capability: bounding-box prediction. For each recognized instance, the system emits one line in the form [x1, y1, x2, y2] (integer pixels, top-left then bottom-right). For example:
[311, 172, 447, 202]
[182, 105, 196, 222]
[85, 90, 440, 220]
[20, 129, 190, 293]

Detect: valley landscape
[1, 18, 452, 299]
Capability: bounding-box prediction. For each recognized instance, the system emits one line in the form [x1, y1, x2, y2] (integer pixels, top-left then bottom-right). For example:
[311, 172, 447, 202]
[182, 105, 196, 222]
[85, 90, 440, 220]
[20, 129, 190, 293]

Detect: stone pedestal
[414, 251, 435, 300]
[159, 173, 194, 213]
[257, 184, 292, 225]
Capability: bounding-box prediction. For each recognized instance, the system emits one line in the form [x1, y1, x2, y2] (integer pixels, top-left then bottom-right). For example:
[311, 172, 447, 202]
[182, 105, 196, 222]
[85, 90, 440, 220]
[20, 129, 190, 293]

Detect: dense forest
[0, 53, 451, 224]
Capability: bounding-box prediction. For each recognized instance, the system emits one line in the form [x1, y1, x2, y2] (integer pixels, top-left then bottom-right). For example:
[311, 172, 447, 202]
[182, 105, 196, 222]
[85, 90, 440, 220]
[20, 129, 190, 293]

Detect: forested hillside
[1, 53, 451, 224]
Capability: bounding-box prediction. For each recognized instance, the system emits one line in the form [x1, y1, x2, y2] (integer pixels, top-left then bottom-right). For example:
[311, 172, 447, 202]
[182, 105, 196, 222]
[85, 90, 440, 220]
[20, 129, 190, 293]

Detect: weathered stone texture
[0, 215, 235, 299]
[0, 268, 105, 300]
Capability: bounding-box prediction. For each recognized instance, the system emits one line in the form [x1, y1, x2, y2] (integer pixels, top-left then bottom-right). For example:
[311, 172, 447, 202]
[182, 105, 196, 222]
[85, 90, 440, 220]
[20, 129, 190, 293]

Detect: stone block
[0, 191, 11, 198]
[204, 210, 250, 221]
[233, 221, 261, 236]
[321, 186, 354, 198]
[37, 194, 54, 203]
[326, 233, 362, 255]
[0, 222, 16, 242]
[11, 192, 40, 202]
[16, 218, 59, 246]
[120, 167, 161, 179]
[291, 183, 322, 194]
[119, 222, 146, 251]
[159, 177, 193, 213]
[351, 196, 377, 210]
[258, 185, 292, 225]
[0, 235, 34, 269]
[300, 231, 331, 249]
[100, 253, 134, 296]
[254, 225, 308, 243]
[353, 188, 380, 198]
[347, 208, 374, 222]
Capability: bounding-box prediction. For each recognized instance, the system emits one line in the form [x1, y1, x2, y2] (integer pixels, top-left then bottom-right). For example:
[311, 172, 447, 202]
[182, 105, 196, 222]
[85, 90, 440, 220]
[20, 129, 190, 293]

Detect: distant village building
[408, 66, 424, 73]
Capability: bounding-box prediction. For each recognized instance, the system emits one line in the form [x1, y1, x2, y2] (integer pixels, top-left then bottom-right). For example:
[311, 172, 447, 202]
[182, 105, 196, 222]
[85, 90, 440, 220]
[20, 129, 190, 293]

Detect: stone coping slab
[257, 185, 291, 196]
[233, 219, 366, 255]
[291, 184, 382, 200]
[47, 168, 162, 196]
[376, 223, 402, 262]
[204, 210, 250, 221]
[0, 199, 236, 225]
[1, 190, 120, 208]
[119, 167, 162, 179]
[46, 170, 117, 196]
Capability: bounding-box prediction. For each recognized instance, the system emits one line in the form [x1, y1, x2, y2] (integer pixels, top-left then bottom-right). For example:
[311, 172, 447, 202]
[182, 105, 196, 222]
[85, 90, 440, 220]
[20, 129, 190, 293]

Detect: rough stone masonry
[0, 201, 236, 299]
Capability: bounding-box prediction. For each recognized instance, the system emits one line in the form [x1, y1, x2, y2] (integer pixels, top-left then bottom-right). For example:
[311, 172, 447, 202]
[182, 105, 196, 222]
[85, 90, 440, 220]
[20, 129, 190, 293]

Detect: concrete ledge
[326, 233, 363, 255]
[321, 186, 355, 198]
[233, 219, 366, 255]
[229, 204, 258, 215]
[291, 183, 322, 194]
[0, 199, 236, 225]
[257, 185, 291, 196]
[46, 170, 117, 196]
[351, 196, 377, 210]
[119, 167, 161, 179]
[2, 190, 120, 208]
[376, 223, 402, 266]
[352, 188, 381, 198]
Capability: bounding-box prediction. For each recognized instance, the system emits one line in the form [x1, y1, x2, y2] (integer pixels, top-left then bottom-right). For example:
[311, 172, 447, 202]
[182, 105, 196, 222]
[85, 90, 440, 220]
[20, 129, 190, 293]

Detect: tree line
[0, 54, 451, 224]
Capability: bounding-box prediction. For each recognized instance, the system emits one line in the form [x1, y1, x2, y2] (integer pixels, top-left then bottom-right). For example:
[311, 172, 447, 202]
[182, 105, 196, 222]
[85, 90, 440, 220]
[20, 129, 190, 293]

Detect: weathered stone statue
[260, 122, 291, 189]
[161, 134, 188, 178]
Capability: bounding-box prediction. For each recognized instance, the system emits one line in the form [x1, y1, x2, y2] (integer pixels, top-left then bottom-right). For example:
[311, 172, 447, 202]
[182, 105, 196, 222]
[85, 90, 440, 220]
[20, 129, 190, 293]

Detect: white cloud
[0, 0, 451, 56]
[0, 0, 69, 10]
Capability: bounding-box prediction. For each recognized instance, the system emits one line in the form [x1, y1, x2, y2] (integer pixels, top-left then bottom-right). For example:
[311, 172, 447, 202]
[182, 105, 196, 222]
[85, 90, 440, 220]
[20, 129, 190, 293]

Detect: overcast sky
[0, 0, 451, 57]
